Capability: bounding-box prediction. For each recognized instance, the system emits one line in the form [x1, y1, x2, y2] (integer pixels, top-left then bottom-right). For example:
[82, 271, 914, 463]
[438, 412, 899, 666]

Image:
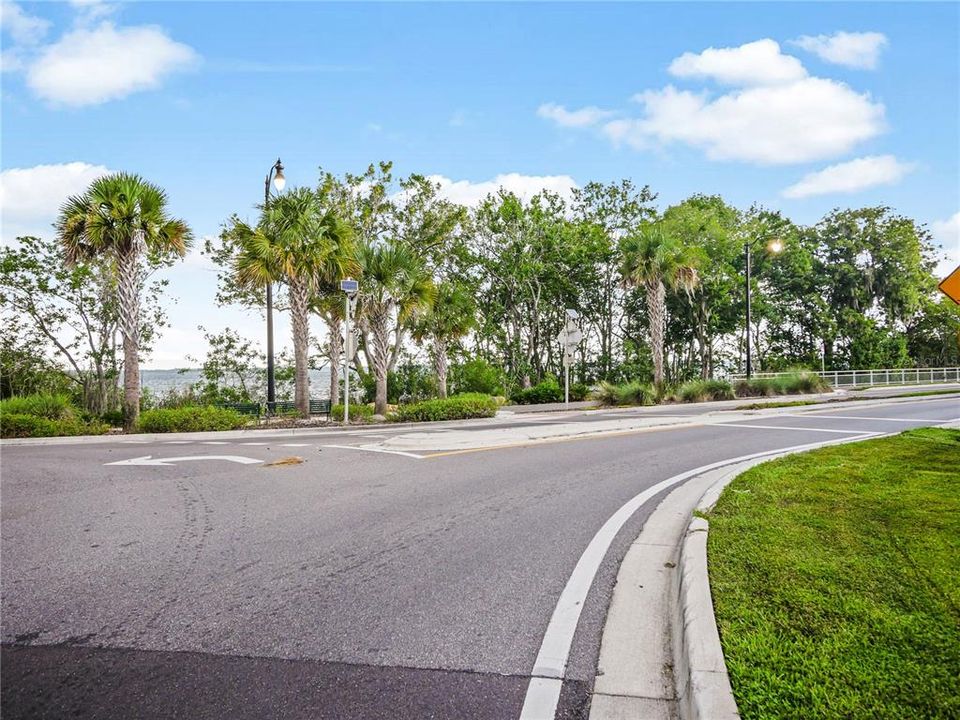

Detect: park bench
[265, 399, 332, 418]
[217, 402, 263, 419]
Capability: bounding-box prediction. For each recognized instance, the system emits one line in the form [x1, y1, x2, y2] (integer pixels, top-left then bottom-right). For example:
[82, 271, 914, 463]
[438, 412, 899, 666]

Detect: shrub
[593, 381, 657, 406]
[511, 376, 563, 405]
[0, 413, 108, 438]
[451, 359, 505, 396]
[678, 379, 735, 403]
[136, 406, 248, 433]
[734, 371, 831, 398]
[734, 378, 780, 398]
[330, 403, 376, 422]
[396, 393, 498, 423]
[99, 409, 125, 427]
[0, 393, 73, 420]
[569, 382, 591, 402]
[777, 370, 831, 395]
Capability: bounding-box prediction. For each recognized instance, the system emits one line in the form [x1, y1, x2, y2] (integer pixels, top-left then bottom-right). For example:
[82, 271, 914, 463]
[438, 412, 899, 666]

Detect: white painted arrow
[104, 455, 263, 467]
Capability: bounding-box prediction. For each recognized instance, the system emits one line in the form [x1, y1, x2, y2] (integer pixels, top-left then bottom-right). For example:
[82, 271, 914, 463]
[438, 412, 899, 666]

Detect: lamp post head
[272, 159, 285, 191]
[768, 238, 784, 254]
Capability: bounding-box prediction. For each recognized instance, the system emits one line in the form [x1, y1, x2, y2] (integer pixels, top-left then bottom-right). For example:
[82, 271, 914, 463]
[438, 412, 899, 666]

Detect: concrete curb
[590, 431, 894, 720]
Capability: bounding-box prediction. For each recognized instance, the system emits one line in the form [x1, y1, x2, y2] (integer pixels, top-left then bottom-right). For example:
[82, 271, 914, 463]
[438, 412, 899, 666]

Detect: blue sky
[2, 1, 958, 367]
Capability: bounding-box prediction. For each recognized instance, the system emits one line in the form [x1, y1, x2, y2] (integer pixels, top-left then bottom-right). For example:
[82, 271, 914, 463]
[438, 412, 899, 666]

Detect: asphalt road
[2, 391, 958, 719]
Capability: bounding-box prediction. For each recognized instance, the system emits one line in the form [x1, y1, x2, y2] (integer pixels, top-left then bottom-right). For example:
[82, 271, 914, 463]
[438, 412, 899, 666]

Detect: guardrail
[731, 367, 960, 388]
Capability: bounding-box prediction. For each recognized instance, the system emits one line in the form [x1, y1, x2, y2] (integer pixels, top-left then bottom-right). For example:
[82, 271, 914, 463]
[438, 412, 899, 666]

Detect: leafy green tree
[412, 282, 476, 397]
[185, 327, 264, 404]
[55, 174, 191, 427]
[620, 221, 700, 386]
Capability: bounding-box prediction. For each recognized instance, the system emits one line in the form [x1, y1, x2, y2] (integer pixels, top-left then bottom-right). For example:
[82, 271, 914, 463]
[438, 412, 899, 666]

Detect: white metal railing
[730, 367, 960, 388]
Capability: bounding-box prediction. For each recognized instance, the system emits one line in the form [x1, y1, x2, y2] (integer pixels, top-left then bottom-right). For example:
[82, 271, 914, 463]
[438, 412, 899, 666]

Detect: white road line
[785, 414, 931, 422]
[321, 444, 424, 459]
[164, 440, 193, 444]
[240, 442, 268, 445]
[201, 441, 230, 445]
[281, 443, 310, 447]
[518, 433, 878, 720]
[707, 422, 866, 435]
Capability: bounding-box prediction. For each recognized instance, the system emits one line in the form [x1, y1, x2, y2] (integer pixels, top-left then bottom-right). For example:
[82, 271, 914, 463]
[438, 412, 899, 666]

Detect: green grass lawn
[707, 428, 960, 719]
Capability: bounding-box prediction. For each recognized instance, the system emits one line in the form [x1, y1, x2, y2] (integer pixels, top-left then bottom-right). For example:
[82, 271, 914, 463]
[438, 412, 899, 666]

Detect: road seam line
[321, 444, 424, 459]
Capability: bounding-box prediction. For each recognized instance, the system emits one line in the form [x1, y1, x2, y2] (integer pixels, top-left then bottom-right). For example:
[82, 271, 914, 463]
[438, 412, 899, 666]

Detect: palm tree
[357, 241, 435, 415]
[620, 222, 699, 386]
[56, 173, 192, 429]
[233, 188, 354, 418]
[412, 282, 475, 398]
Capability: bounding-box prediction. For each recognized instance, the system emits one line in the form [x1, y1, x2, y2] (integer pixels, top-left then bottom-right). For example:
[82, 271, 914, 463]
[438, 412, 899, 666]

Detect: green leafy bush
[396, 393, 498, 422]
[99, 409, 125, 427]
[451, 359, 505, 396]
[593, 381, 657, 406]
[678, 379, 735, 403]
[1, 413, 108, 438]
[330, 403, 375, 422]
[511, 376, 563, 405]
[733, 377, 780, 397]
[776, 370, 831, 394]
[0, 393, 73, 419]
[569, 382, 591, 401]
[136, 406, 248, 433]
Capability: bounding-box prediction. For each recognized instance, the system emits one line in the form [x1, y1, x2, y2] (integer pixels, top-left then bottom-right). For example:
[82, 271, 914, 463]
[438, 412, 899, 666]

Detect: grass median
[707, 428, 960, 719]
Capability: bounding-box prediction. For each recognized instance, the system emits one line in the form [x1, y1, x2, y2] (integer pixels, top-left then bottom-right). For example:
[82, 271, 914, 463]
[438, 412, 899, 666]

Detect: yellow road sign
[939, 265, 960, 305]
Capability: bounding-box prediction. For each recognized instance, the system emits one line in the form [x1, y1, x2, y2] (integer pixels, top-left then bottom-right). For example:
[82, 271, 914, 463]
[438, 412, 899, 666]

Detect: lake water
[142, 368, 335, 400]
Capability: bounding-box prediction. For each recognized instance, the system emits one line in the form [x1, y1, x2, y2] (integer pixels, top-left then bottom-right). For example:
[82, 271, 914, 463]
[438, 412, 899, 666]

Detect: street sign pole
[344, 292, 350, 424]
[340, 278, 359, 424]
[562, 309, 580, 406]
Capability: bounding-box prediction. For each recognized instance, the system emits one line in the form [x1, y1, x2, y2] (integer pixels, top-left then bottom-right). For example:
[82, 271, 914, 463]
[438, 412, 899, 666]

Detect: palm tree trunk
[646, 277, 666, 387]
[370, 304, 391, 416]
[290, 279, 311, 419]
[327, 317, 342, 406]
[116, 244, 141, 429]
[434, 335, 448, 399]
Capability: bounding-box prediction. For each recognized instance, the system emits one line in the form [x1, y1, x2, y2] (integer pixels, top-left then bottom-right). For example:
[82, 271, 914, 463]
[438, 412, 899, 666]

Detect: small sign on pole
[561, 309, 580, 404]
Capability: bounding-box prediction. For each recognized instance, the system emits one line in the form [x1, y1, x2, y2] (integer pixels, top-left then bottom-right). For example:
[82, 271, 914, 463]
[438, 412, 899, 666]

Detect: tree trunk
[116, 243, 141, 430]
[369, 303, 391, 416]
[289, 279, 311, 419]
[327, 316, 342, 406]
[645, 277, 666, 387]
[434, 335, 448, 399]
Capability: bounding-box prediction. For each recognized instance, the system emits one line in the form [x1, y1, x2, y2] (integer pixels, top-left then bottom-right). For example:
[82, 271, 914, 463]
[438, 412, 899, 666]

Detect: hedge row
[396, 393, 498, 422]
[136, 406, 249, 433]
[1, 413, 109, 438]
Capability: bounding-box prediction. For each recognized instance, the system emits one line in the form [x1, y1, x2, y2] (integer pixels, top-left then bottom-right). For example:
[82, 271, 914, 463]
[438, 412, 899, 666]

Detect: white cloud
[931, 212, 960, 278]
[793, 31, 888, 70]
[427, 173, 578, 207]
[782, 155, 914, 199]
[543, 39, 886, 165]
[0, 161, 110, 244]
[603, 77, 884, 165]
[0, 2, 50, 45]
[668, 39, 807, 86]
[537, 102, 615, 128]
[26, 21, 197, 106]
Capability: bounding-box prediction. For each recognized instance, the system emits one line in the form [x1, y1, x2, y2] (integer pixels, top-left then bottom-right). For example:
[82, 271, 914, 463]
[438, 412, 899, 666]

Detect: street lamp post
[340, 278, 359, 423]
[263, 158, 285, 411]
[744, 237, 782, 379]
